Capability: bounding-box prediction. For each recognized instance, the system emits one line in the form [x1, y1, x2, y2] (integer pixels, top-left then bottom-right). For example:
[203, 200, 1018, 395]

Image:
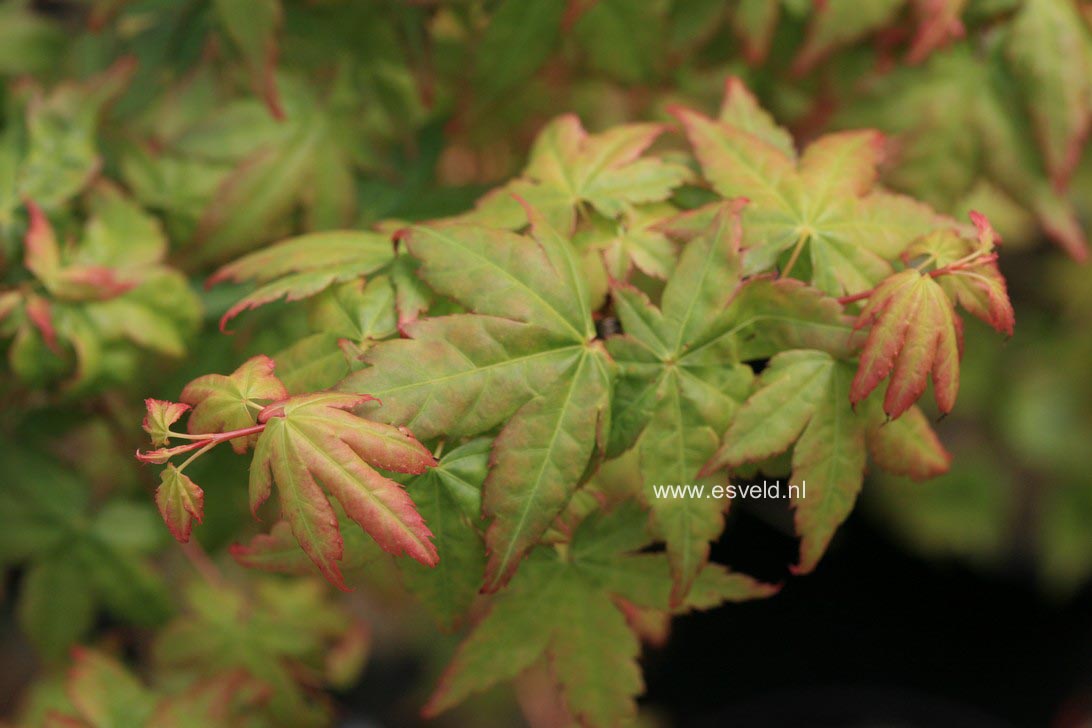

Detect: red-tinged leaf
[671, 105, 795, 212]
[65, 648, 156, 727]
[463, 115, 690, 232]
[849, 270, 963, 418]
[47, 265, 135, 301]
[867, 404, 951, 479]
[249, 392, 438, 589]
[718, 76, 795, 157]
[1005, 0, 1092, 189]
[142, 399, 191, 446]
[792, 0, 906, 75]
[908, 0, 966, 64]
[213, 0, 284, 120]
[155, 464, 204, 543]
[906, 215, 1016, 337]
[136, 442, 204, 464]
[209, 231, 394, 331]
[180, 355, 288, 453]
[23, 199, 60, 280]
[24, 294, 60, 354]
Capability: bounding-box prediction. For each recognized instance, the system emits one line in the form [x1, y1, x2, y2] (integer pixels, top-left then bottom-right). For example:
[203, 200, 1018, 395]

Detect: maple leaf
[63, 648, 157, 727]
[398, 438, 491, 630]
[463, 116, 691, 233]
[673, 78, 947, 297]
[208, 230, 395, 331]
[702, 350, 869, 573]
[341, 203, 613, 591]
[702, 348, 951, 572]
[867, 402, 951, 480]
[424, 505, 777, 725]
[155, 464, 205, 544]
[605, 202, 752, 603]
[909, 212, 1015, 336]
[213, 0, 285, 120]
[848, 268, 963, 418]
[5, 188, 201, 389]
[850, 212, 1013, 419]
[730, 0, 780, 64]
[180, 355, 288, 454]
[142, 399, 191, 447]
[1004, 0, 1092, 190]
[605, 201, 859, 601]
[249, 392, 438, 590]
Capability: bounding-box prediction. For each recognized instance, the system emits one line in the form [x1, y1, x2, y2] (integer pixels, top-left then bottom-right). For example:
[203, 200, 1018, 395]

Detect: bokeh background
[1, 1, 1090, 726]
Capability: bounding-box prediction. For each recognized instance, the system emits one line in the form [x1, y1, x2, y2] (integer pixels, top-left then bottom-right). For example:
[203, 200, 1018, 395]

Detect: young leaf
[849, 269, 962, 418]
[155, 464, 205, 543]
[249, 392, 438, 589]
[180, 355, 288, 453]
[142, 399, 191, 447]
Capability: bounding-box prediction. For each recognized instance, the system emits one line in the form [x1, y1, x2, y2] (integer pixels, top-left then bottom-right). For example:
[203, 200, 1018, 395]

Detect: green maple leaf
[702, 348, 950, 573]
[464, 115, 691, 233]
[213, 0, 285, 120]
[606, 201, 859, 600]
[423, 504, 777, 725]
[341, 204, 613, 591]
[249, 391, 439, 590]
[702, 350, 870, 573]
[792, 0, 906, 74]
[0, 59, 134, 221]
[46, 648, 273, 728]
[62, 649, 158, 727]
[398, 438, 491, 630]
[605, 202, 752, 603]
[207, 230, 395, 331]
[673, 78, 946, 297]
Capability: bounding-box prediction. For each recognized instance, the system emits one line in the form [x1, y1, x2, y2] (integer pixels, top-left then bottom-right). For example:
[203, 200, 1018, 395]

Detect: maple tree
[1, 1, 1090, 726]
